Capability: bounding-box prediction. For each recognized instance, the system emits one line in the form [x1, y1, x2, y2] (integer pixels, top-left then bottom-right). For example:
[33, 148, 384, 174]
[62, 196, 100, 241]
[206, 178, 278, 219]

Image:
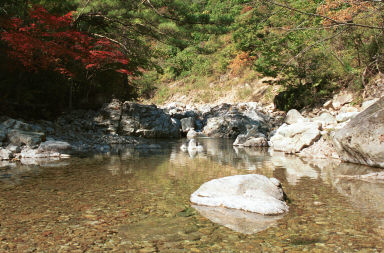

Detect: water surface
[1, 139, 384, 252]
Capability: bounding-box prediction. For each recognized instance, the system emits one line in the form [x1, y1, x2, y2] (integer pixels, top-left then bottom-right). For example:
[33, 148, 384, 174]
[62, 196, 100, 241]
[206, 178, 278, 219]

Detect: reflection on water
[192, 205, 284, 234]
[269, 151, 319, 185]
[1, 138, 384, 251]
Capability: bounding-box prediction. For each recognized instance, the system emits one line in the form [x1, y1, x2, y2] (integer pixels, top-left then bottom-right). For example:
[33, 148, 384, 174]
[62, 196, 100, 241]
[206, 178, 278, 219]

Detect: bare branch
[74, 0, 92, 24]
[284, 28, 347, 67]
[92, 33, 129, 52]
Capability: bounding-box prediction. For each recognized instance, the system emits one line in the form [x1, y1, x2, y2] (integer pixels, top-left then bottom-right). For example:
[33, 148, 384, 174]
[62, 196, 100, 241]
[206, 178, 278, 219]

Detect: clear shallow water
[1, 139, 384, 252]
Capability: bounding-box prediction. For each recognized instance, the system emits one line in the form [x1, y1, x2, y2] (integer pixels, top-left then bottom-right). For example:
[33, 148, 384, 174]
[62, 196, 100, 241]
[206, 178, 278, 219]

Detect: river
[1, 138, 384, 252]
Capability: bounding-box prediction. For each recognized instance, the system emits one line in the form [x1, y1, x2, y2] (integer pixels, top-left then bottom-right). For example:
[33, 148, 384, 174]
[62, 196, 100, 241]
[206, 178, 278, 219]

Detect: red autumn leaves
[1, 6, 131, 79]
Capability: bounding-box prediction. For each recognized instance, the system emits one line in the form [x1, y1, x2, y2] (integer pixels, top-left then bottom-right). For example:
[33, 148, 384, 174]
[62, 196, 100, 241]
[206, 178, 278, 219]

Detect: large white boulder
[190, 174, 288, 215]
[270, 122, 321, 153]
[332, 97, 384, 168]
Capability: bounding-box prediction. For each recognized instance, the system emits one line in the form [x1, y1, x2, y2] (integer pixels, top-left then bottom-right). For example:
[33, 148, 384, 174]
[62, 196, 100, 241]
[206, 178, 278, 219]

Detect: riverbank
[0, 92, 383, 170]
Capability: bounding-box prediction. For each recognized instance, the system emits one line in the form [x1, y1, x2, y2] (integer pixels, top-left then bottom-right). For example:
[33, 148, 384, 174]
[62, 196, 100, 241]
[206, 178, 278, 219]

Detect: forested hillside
[1, 0, 383, 117]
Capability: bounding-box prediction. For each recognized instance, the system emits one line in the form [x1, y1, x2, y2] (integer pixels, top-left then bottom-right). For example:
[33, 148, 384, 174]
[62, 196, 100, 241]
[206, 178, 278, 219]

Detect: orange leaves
[317, 0, 373, 26]
[228, 52, 256, 76]
[241, 6, 253, 14]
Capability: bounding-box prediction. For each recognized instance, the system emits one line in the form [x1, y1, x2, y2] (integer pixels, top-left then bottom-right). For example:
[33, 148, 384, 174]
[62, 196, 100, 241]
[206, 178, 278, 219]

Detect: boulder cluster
[1, 93, 382, 169]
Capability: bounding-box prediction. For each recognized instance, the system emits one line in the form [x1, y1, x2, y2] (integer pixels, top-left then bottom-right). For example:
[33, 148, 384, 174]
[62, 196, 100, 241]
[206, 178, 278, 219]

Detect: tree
[1, 6, 130, 80]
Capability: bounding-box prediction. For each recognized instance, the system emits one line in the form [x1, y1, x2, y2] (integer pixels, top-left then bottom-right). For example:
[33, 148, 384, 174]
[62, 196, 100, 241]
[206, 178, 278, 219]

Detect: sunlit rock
[0, 148, 13, 160]
[299, 137, 339, 159]
[270, 122, 321, 153]
[284, 109, 306, 125]
[190, 174, 288, 215]
[336, 112, 359, 123]
[333, 97, 384, 168]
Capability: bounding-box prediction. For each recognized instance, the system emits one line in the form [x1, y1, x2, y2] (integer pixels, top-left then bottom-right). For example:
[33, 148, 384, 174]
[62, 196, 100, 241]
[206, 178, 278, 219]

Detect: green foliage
[1, 0, 384, 114]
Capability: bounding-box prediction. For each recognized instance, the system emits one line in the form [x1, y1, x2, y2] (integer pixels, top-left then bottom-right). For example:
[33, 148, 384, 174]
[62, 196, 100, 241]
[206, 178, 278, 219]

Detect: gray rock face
[97, 101, 180, 138]
[233, 126, 268, 147]
[7, 130, 45, 147]
[190, 174, 288, 215]
[270, 122, 321, 153]
[202, 103, 270, 138]
[203, 116, 266, 138]
[180, 117, 195, 133]
[120, 102, 180, 138]
[333, 97, 384, 168]
[96, 99, 122, 134]
[242, 137, 268, 147]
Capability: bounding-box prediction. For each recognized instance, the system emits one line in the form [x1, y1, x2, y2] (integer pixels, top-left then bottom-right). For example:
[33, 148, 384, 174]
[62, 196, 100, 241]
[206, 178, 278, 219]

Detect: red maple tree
[1, 6, 130, 79]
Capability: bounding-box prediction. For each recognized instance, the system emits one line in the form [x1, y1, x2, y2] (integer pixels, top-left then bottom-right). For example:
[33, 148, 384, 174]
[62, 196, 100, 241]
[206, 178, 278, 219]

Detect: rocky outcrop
[97, 100, 180, 138]
[332, 97, 384, 168]
[190, 174, 288, 215]
[202, 103, 270, 138]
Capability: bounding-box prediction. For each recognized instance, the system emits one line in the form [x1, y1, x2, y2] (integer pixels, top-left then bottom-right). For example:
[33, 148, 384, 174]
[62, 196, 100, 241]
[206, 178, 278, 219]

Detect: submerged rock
[190, 174, 288, 215]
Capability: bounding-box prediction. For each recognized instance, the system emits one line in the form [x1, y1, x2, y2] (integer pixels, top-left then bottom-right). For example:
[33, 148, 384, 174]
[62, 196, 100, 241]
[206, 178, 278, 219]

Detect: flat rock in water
[190, 174, 288, 215]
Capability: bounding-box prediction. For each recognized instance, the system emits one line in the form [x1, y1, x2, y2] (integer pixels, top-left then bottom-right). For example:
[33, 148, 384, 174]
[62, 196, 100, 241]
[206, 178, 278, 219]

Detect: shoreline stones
[190, 174, 289, 215]
[0, 95, 382, 169]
